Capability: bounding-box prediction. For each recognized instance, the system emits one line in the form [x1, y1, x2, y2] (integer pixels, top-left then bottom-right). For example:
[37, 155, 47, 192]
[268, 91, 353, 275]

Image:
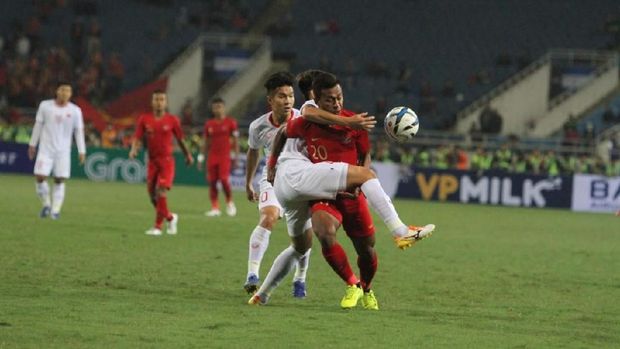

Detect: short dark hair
[152, 89, 166, 95]
[264, 72, 295, 95]
[296, 69, 326, 100]
[312, 72, 340, 100]
[56, 81, 72, 89]
[211, 97, 225, 105]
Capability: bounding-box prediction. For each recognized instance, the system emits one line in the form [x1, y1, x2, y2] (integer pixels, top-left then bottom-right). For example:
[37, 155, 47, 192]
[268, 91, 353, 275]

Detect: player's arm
[267, 126, 288, 184]
[302, 105, 376, 131]
[28, 102, 45, 160]
[231, 123, 240, 168]
[74, 108, 87, 165]
[245, 147, 260, 202]
[129, 117, 143, 159]
[173, 119, 194, 166]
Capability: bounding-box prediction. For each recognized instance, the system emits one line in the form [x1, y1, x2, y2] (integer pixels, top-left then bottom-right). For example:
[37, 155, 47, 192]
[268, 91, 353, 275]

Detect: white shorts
[34, 151, 71, 178]
[274, 159, 348, 237]
[257, 184, 283, 216]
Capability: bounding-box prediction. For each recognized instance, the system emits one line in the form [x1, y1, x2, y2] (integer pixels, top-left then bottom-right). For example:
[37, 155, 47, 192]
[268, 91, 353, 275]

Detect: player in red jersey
[129, 90, 194, 236]
[200, 97, 239, 217]
[291, 71, 380, 309]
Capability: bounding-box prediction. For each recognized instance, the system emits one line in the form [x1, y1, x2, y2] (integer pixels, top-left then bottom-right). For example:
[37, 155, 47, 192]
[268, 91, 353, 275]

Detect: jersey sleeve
[134, 115, 145, 139]
[247, 121, 260, 149]
[286, 116, 307, 139]
[74, 107, 86, 154]
[355, 130, 371, 156]
[172, 116, 184, 140]
[231, 119, 239, 137]
[29, 101, 46, 147]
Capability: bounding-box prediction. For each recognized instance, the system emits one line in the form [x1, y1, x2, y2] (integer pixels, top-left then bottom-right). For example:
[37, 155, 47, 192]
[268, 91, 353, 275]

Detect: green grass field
[1, 173, 619, 348]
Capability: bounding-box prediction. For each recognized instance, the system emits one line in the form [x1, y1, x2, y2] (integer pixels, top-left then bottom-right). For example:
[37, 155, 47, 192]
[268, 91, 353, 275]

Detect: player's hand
[129, 148, 137, 159]
[78, 153, 86, 165]
[267, 166, 276, 185]
[28, 146, 36, 160]
[246, 186, 258, 202]
[337, 187, 361, 199]
[347, 113, 376, 131]
[185, 154, 194, 166]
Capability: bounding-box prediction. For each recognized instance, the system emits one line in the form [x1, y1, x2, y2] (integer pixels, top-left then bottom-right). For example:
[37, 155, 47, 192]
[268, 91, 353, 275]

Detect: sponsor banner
[571, 174, 620, 213]
[395, 168, 572, 209]
[71, 146, 257, 189]
[0, 142, 32, 174]
[370, 162, 402, 198]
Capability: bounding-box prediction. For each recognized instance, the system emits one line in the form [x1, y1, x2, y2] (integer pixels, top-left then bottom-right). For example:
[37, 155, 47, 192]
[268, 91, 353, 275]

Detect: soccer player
[244, 72, 310, 297]
[249, 73, 435, 306]
[200, 97, 239, 217]
[296, 72, 380, 309]
[129, 90, 194, 236]
[28, 81, 86, 219]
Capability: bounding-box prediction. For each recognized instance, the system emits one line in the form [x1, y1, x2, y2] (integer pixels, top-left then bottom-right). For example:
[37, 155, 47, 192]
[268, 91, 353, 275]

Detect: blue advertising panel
[395, 168, 572, 209]
[0, 142, 33, 174]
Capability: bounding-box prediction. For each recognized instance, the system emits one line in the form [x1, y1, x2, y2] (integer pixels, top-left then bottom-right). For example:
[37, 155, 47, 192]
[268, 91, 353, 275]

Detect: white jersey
[278, 100, 317, 164]
[29, 99, 86, 155]
[248, 108, 301, 187]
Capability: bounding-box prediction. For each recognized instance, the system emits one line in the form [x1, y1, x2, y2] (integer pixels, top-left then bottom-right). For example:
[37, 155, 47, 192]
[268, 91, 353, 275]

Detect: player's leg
[49, 152, 71, 219]
[342, 197, 378, 310]
[33, 152, 52, 217]
[205, 162, 221, 216]
[145, 161, 164, 235]
[159, 158, 178, 235]
[345, 165, 435, 249]
[311, 203, 362, 309]
[311, 202, 358, 286]
[245, 204, 279, 294]
[220, 158, 236, 216]
[249, 203, 312, 305]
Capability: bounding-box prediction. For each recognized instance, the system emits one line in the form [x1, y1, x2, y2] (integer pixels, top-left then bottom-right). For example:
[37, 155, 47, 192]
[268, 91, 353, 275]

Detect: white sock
[360, 178, 408, 237]
[257, 245, 302, 297]
[52, 183, 65, 214]
[36, 181, 51, 207]
[293, 248, 311, 282]
[248, 226, 271, 278]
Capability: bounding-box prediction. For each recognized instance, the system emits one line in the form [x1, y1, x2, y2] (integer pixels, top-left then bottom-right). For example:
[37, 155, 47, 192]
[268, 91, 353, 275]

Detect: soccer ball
[384, 106, 420, 143]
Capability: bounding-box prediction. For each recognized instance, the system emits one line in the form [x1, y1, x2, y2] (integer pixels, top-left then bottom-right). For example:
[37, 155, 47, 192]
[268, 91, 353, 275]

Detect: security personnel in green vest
[471, 147, 492, 172]
[495, 144, 512, 171]
[14, 125, 31, 144]
[512, 151, 527, 173]
[527, 149, 543, 174]
[399, 146, 415, 166]
[434, 146, 450, 169]
[416, 147, 431, 167]
[543, 150, 560, 176]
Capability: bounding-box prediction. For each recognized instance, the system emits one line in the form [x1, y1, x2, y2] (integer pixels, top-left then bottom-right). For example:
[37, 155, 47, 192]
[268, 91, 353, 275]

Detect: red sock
[322, 243, 358, 285]
[155, 196, 172, 228]
[358, 251, 378, 292]
[209, 181, 219, 209]
[222, 178, 232, 202]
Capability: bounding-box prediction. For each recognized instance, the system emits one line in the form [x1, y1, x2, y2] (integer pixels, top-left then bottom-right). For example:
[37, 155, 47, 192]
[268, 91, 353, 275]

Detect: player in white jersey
[244, 72, 310, 297]
[28, 82, 86, 219]
[249, 71, 435, 305]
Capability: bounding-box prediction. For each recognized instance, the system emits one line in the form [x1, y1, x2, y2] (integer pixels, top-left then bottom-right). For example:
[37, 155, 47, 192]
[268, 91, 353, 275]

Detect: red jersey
[204, 117, 238, 160]
[286, 109, 370, 165]
[134, 113, 183, 159]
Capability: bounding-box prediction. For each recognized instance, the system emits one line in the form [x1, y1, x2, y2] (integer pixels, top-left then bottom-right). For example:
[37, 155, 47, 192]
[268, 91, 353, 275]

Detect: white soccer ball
[384, 106, 420, 143]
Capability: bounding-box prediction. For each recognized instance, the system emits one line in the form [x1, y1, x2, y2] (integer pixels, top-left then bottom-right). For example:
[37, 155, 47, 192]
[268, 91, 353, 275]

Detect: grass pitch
[0, 173, 618, 348]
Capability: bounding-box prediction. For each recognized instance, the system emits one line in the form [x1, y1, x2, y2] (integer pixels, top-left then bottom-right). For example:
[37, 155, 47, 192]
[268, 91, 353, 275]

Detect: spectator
[100, 123, 118, 148]
[181, 99, 194, 128]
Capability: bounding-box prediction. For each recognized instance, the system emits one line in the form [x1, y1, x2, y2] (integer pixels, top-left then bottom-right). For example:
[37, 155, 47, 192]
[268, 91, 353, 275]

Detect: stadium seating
[271, 0, 618, 129]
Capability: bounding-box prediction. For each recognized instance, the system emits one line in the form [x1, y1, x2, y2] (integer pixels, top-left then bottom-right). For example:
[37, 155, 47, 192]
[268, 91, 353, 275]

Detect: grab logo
[84, 152, 145, 183]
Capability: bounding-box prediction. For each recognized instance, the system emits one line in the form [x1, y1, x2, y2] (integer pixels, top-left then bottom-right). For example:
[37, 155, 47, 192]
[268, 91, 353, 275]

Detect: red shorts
[207, 158, 231, 182]
[147, 157, 175, 189]
[310, 195, 375, 238]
